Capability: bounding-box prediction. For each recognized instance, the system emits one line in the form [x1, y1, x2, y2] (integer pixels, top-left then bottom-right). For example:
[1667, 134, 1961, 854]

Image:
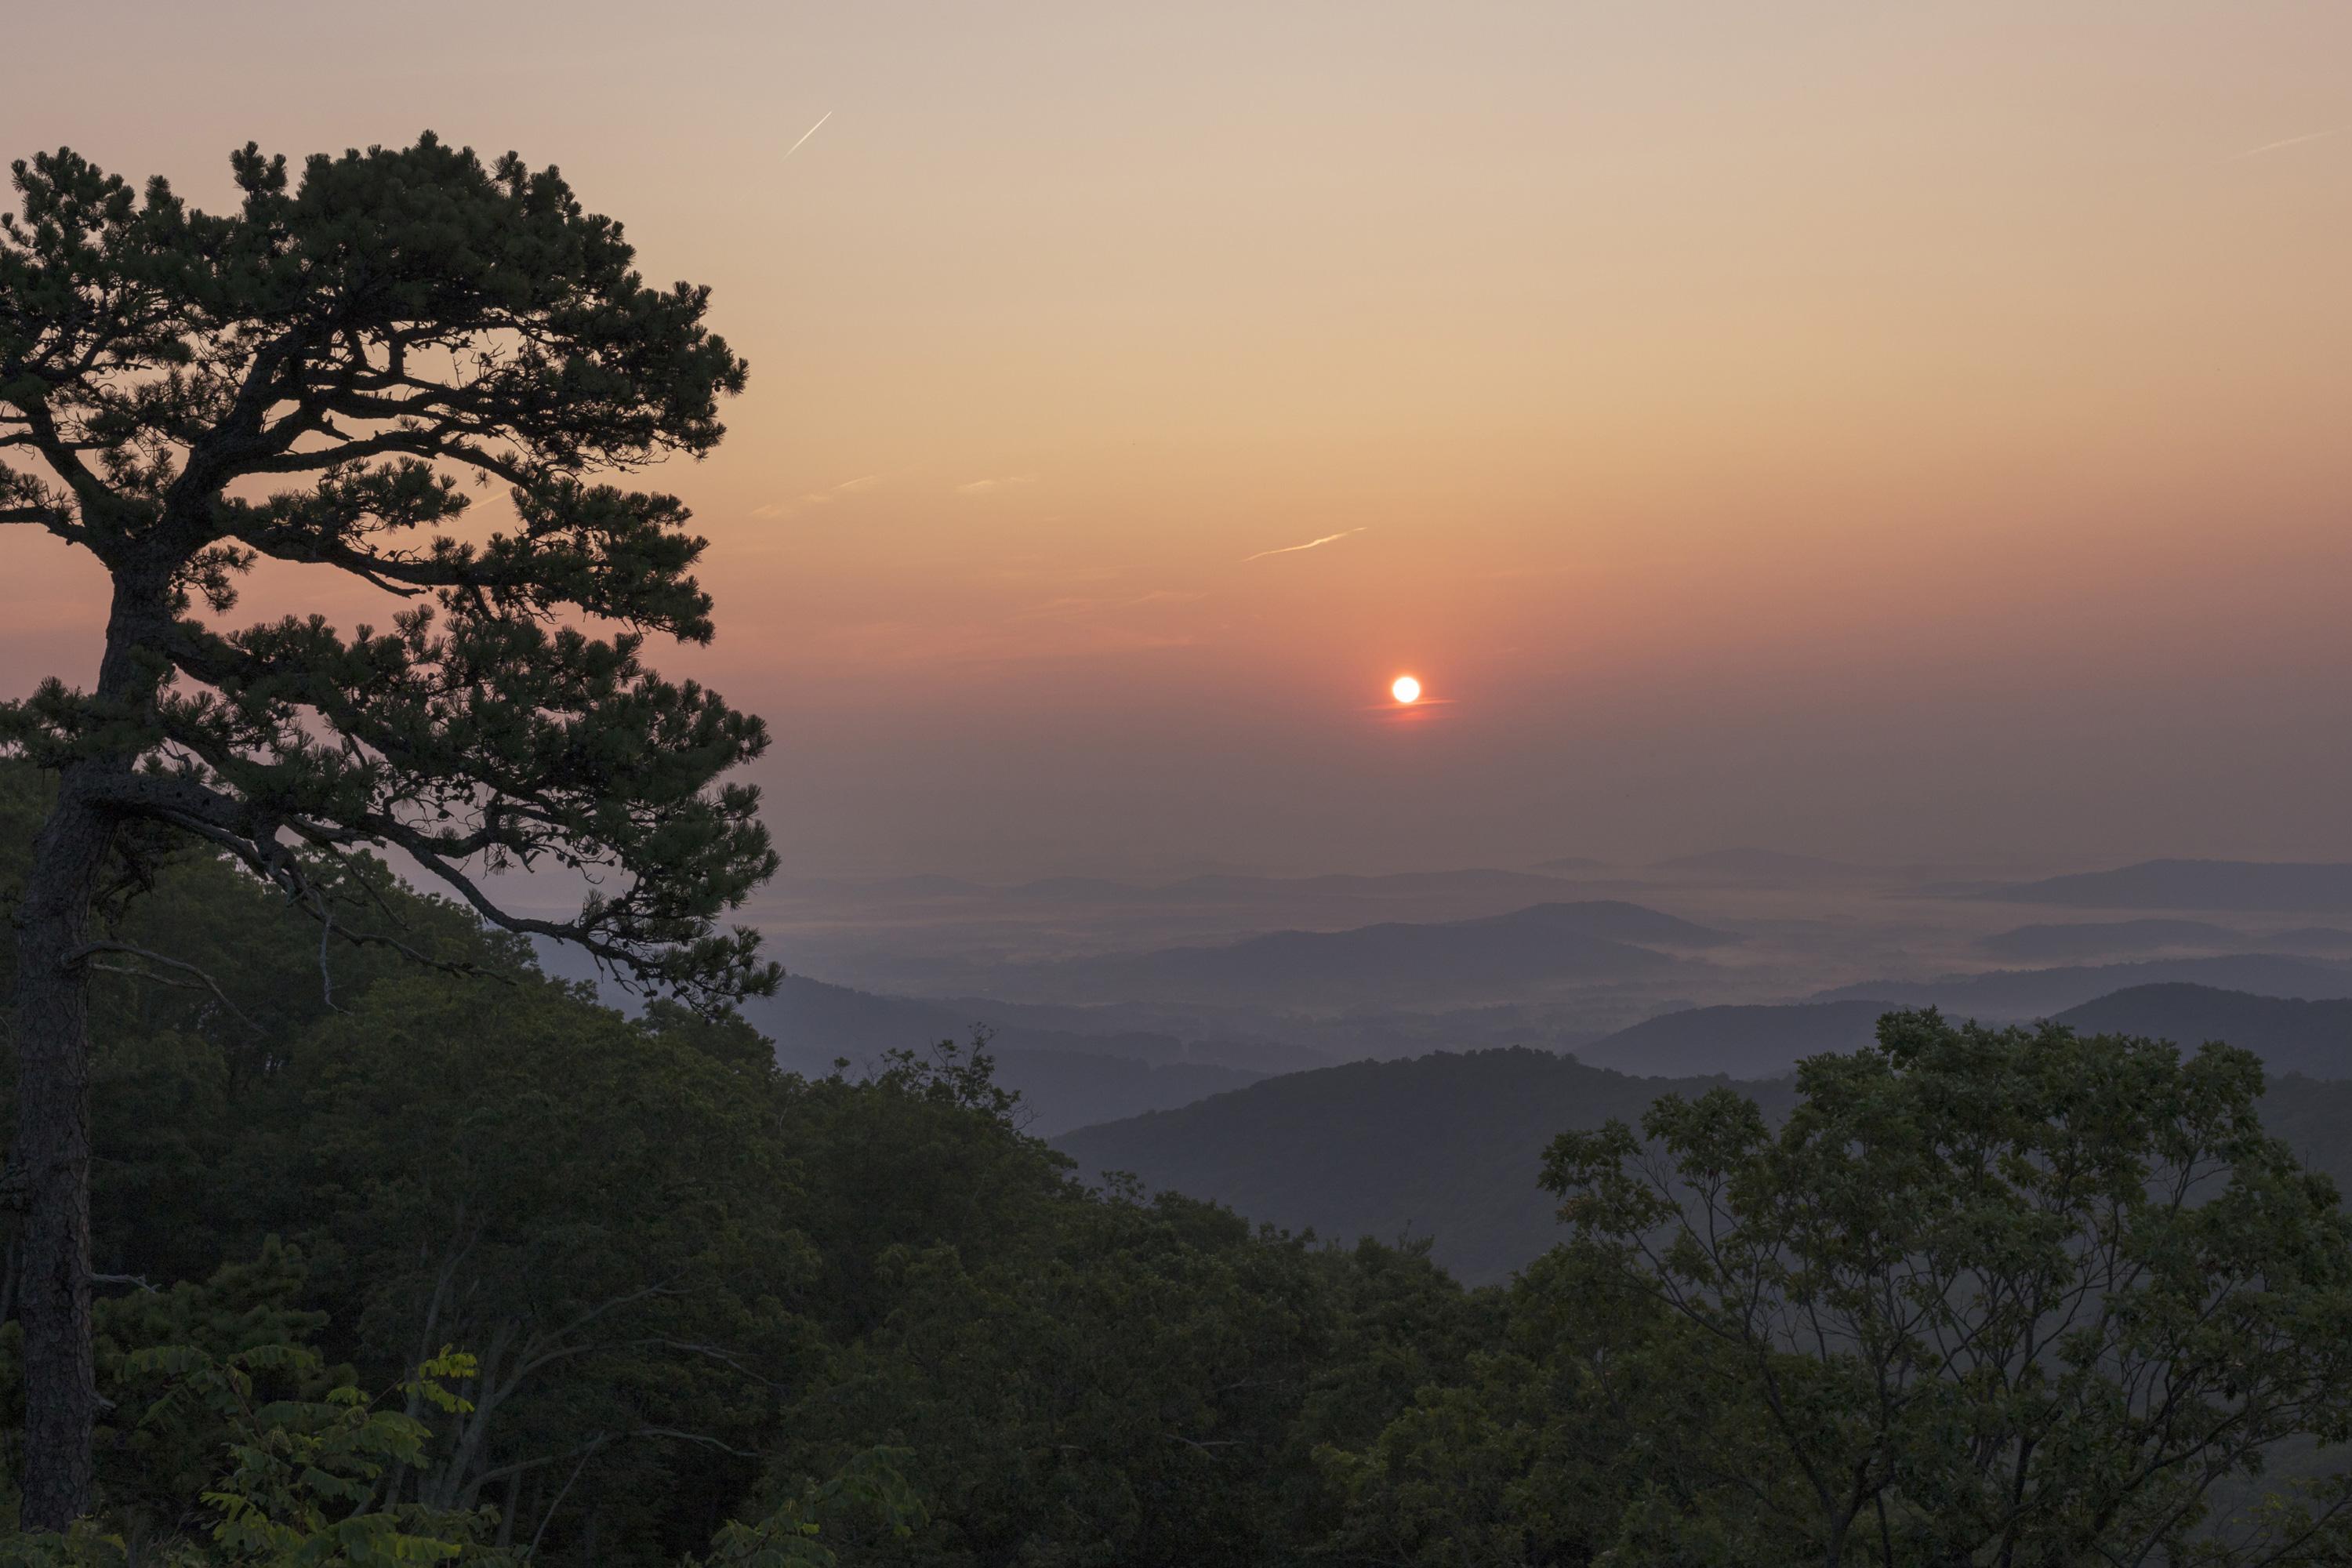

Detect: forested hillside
[1060, 1040, 2352, 1286]
[1058, 1049, 1798, 1283]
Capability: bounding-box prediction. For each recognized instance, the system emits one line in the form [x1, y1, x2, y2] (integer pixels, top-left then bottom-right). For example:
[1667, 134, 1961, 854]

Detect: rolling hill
[1056, 1045, 2352, 1286]
[2053, 984, 2352, 1080]
[2270, 927, 2352, 954]
[973, 901, 1735, 1008]
[1057, 1048, 1795, 1283]
[1573, 1000, 1889, 1078]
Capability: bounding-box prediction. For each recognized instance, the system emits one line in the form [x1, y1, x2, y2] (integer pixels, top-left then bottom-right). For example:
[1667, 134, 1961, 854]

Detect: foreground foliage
[1541, 1012, 2352, 1566]
[2, 769, 2350, 1563]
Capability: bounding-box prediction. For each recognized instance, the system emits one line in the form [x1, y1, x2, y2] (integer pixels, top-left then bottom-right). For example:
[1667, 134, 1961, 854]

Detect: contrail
[784, 110, 834, 161]
[1243, 527, 1366, 563]
[2206, 125, 2347, 167]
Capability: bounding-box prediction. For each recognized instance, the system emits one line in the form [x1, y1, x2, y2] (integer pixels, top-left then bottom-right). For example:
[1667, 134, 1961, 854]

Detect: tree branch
[65, 942, 260, 1034]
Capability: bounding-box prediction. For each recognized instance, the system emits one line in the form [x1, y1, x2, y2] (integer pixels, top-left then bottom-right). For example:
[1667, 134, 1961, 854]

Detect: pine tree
[0, 134, 775, 1524]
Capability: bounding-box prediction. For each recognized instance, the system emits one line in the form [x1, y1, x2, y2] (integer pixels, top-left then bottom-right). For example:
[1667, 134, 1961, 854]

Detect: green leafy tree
[776, 1038, 1078, 1345]
[1542, 1011, 2352, 1566]
[2, 763, 539, 1299]
[1, 1266, 501, 1566]
[1310, 1244, 1686, 1567]
[688, 1450, 924, 1568]
[5, 1341, 913, 1568]
[0, 1240, 329, 1536]
[0, 135, 771, 1523]
[240, 979, 813, 1555]
[774, 1186, 1333, 1568]
[149, 1345, 499, 1568]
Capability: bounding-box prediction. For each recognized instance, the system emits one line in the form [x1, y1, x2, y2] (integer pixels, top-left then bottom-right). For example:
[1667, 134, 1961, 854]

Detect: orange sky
[5, 2, 2351, 877]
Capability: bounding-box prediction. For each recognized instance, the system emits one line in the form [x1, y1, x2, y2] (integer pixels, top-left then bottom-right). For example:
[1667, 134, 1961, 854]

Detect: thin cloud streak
[783, 110, 833, 160]
[2205, 126, 2347, 166]
[751, 474, 879, 519]
[1243, 527, 1366, 563]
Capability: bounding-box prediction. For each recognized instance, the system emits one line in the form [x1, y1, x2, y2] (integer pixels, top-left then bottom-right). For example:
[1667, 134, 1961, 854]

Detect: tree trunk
[10, 772, 114, 1528]
[12, 576, 154, 1529]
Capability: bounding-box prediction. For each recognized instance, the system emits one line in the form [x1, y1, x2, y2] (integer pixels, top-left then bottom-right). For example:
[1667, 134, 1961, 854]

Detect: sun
[1390, 674, 1422, 705]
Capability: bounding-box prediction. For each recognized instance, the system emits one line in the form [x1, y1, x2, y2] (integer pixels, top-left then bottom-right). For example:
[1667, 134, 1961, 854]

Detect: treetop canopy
[0, 133, 775, 1003]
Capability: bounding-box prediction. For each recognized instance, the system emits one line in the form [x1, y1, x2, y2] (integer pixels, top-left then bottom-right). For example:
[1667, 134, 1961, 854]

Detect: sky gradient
[5, 2, 2350, 877]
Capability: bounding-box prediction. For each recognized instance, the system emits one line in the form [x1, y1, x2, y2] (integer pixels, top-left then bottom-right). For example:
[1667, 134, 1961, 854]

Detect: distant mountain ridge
[1568, 979, 2352, 1082]
[1530, 855, 1610, 875]
[1971, 858, 2352, 912]
[1977, 920, 2352, 961]
[971, 901, 1737, 1008]
[1809, 953, 2352, 1018]
[774, 866, 1615, 906]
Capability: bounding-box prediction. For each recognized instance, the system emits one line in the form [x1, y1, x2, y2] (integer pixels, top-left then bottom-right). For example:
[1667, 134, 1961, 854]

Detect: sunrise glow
[5, 5, 2352, 883]
[1391, 676, 1422, 706]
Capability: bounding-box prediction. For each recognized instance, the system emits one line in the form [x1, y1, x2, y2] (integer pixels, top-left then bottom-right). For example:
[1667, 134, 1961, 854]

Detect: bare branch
[67, 942, 261, 1035]
[527, 1436, 608, 1559]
